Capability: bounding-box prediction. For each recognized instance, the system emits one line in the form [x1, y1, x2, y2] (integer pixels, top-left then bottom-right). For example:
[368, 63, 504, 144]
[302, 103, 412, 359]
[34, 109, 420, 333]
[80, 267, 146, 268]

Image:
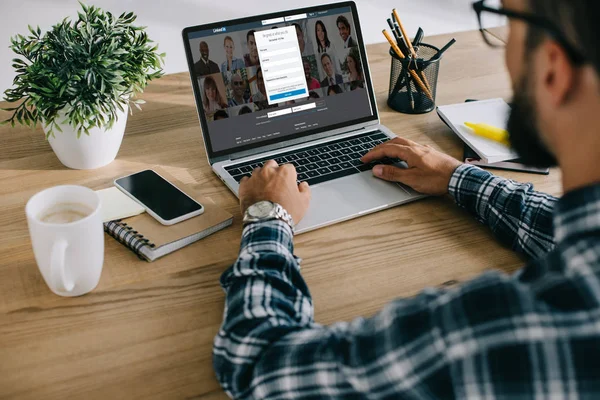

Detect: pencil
[382, 29, 433, 101]
[392, 9, 431, 92]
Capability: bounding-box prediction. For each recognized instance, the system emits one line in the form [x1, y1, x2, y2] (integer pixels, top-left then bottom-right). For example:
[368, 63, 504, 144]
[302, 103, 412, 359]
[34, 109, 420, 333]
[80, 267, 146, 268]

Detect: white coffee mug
[25, 185, 104, 297]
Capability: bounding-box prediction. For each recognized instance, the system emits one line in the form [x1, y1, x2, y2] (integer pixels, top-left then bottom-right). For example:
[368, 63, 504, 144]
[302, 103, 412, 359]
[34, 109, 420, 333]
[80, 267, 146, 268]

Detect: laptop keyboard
[224, 130, 401, 186]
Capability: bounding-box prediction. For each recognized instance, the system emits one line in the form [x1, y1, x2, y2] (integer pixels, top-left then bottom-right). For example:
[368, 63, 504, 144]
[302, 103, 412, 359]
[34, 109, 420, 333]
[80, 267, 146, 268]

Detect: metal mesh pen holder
[387, 43, 441, 114]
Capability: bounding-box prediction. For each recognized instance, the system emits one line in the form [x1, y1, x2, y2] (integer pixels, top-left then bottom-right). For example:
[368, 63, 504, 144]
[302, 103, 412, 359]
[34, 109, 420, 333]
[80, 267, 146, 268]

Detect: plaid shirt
[213, 165, 600, 399]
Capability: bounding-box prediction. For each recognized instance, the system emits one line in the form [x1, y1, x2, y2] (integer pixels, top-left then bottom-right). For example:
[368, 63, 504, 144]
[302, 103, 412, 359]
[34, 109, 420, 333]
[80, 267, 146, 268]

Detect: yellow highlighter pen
[464, 122, 511, 146]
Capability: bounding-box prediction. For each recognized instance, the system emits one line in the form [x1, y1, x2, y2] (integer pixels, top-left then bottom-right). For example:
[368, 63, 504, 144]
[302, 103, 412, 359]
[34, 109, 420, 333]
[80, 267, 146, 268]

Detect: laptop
[182, 1, 426, 233]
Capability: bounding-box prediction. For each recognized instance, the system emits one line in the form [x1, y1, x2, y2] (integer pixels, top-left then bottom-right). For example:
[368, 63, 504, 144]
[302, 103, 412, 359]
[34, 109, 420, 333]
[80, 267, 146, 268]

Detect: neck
[234, 94, 243, 102]
[555, 111, 600, 193]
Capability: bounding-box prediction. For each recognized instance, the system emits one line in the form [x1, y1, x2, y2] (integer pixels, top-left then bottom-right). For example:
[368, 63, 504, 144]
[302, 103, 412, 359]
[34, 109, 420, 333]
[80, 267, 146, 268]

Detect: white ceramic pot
[43, 106, 128, 170]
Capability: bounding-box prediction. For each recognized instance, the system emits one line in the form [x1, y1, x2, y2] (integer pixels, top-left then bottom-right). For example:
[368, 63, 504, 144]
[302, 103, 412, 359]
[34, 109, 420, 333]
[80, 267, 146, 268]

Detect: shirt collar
[554, 183, 600, 243]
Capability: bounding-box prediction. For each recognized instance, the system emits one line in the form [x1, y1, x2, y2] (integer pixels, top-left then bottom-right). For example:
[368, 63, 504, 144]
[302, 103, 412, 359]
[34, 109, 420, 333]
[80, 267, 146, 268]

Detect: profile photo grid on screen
[186, 5, 372, 153]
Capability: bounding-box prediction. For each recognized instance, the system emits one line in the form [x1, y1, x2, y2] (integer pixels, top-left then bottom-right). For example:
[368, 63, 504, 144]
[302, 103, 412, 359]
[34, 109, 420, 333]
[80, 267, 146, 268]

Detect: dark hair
[320, 53, 332, 64]
[246, 30, 256, 43]
[202, 76, 227, 109]
[347, 47, 362, 79]
[256, 66, 263, 79]
[527, 0, 599, 75]
[292, 23, 302, 33]
[308, 91, 320, 99]
[315, 20, 331, 52]
[328, 85, 343, 95]
[214, 109, 229, 119]
[350, 80, 364, 91]
[336, 15, 351, 32]
[239, 106, 253, 115]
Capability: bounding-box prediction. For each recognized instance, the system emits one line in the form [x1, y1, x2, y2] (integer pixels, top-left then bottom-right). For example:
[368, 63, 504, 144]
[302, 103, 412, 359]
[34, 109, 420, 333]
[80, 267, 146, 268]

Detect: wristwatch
[243, 201, 295, 232]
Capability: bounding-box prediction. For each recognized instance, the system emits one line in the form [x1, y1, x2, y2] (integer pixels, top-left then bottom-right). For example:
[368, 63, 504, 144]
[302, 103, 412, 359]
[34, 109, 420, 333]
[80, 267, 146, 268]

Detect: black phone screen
[115, 170, 202, 221]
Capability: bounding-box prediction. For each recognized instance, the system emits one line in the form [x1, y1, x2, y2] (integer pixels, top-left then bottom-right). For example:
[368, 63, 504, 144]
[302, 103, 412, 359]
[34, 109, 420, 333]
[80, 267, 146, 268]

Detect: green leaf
[3, 2, 163, 136]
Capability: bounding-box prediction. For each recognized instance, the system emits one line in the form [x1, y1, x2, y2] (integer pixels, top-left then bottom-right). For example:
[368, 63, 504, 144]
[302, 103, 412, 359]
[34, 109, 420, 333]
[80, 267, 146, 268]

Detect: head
[247, 30, 258, 62]
[294, 23, 305, 53]
[336, 16, 351, 42]
[224, 36, 234, 58]
[256, 67, 266, 96]
[502, 0, 600, 171]
[204, 76, 217, 101]
[315, 21, 330, 49]
[303, 59, 311, 79]
[347, 50, 361, 77]
[231, 73, 245, 98]
[239, 105, 253, 115]
[199, 41, 209, 60]
[321, 53, 334, 78]
[214, 110, 228, 120]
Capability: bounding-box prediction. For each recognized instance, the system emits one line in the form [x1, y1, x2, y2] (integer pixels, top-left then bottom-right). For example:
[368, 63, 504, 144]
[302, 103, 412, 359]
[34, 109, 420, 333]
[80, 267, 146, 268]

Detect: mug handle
[51, 239, 74, 292]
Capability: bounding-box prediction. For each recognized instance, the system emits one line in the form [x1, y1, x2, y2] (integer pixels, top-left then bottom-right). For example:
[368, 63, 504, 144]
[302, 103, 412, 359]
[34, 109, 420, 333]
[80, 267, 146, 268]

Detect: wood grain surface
[0, 28, 562, 399]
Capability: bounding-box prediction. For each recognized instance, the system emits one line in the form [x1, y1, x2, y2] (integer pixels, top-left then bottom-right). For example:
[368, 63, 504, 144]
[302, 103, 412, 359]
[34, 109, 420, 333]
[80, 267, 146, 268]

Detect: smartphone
[114, 170, 204, 225]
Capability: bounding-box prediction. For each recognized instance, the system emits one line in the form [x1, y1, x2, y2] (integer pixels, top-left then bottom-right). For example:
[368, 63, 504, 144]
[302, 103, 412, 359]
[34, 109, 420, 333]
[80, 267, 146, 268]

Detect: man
[214, 0, 600, 398]
[251, 67, 277, 110]
[293, 23, 312, 56]
[243, 30, 260, 67]
[250, 67, 267, 103]
[319, 53, 343, 87]
[336, 15, 356, 48]
[228, 73, 249, 107]
[193, 41, 220, 76]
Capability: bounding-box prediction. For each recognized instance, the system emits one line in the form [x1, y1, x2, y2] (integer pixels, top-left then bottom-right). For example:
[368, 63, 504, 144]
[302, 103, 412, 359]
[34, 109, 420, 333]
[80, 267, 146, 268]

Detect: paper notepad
[103, 168, 233, 262]
[96, 187, 145, 222]
[437, 99, 518, 163]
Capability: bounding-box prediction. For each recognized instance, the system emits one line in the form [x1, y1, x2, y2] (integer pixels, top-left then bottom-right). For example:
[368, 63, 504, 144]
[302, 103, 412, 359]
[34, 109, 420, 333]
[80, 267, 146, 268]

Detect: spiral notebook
[104, 170, 233, 262]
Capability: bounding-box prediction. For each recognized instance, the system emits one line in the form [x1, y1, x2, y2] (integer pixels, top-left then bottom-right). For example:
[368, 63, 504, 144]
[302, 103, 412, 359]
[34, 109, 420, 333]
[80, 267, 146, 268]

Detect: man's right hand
[361, 137, 463, 196]
[239, 160, 311, 225]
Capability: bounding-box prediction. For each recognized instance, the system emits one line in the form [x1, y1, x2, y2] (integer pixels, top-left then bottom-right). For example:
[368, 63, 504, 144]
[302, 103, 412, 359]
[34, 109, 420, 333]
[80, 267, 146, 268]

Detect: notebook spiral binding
[104, 220, 155, 260]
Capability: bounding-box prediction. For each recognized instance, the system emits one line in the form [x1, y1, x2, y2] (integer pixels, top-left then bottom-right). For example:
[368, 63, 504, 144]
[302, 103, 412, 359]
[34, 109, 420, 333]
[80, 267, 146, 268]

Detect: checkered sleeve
[448, 164, 557, 259]
[213, 212, 600, 399]
[213, 219, 459, 399]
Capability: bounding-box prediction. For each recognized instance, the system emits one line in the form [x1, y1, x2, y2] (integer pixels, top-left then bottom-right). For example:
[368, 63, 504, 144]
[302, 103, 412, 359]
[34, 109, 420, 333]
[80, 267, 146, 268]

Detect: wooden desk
[0, 28, 561, 399]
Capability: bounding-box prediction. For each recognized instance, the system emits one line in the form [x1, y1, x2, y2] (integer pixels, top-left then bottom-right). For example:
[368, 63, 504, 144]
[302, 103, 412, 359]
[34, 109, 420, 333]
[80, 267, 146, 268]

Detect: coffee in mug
[39, 202, 94, 224]
[26, 185, 104, 297]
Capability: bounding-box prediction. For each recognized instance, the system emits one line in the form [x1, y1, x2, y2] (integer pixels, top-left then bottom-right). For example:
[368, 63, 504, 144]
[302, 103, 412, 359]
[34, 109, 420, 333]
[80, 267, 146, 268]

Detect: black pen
[429, 38, 457, 62]
[393, 23, 408, 54]
[413, 27, 424, 51]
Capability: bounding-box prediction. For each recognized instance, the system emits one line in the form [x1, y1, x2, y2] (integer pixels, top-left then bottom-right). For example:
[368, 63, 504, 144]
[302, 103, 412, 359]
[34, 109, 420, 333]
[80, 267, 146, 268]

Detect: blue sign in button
[269, 89, 307, 102]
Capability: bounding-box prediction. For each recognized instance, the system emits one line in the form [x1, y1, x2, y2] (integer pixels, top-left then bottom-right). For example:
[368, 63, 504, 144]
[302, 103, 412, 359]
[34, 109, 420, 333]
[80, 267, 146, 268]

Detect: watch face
[250, 201, 274, 218]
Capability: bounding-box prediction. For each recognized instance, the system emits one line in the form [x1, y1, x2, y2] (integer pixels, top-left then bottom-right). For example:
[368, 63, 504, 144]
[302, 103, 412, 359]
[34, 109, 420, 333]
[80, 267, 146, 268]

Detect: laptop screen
[182, 2, 377, 159]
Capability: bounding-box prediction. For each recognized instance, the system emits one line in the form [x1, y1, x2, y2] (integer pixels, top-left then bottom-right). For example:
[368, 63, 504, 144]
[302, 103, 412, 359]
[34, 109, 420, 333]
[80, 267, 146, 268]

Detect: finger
[240, 176, 250, 184]
[369, 137, 416, 155]
[299, 181, 311, 200]
[372, 164, 415, 183]
[263, 160, 278, 169]
[253, 166, 262, 175]
[385, 136, 418, 147]
[281, 163, 297, 180]
[361, 144, 412, 163]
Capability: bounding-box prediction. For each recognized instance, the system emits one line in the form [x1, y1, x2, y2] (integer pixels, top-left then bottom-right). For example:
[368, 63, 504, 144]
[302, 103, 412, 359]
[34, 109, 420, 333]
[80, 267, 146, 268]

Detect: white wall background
[0, 0, 503, 94]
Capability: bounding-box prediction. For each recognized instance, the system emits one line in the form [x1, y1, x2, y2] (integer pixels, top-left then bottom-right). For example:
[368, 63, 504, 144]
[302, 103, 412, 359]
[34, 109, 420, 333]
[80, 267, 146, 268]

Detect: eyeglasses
[232, 81, 244, 86]
[472, 0, 585, 65]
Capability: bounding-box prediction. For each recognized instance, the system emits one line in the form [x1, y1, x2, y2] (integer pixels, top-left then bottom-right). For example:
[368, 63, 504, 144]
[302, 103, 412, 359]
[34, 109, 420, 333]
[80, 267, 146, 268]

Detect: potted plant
[1, 3, 165, 169]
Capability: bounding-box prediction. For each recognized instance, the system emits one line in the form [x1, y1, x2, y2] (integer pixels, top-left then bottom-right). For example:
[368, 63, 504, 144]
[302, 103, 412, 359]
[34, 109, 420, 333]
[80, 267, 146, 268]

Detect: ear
[537, 39, 575, 106]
